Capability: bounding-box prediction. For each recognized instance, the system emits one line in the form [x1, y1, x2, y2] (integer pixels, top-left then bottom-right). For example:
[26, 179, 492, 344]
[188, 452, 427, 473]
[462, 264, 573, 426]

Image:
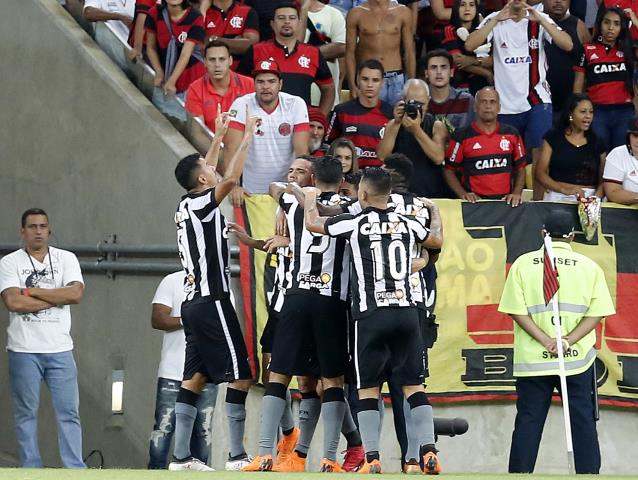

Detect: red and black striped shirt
[325, 99, 393, 168]
[145, 5, 206, 92]
[574, 42, 633, 105]
[237, 39, 333, 104]
[204, 2, 259, 69]
[445, 122, 527, 198]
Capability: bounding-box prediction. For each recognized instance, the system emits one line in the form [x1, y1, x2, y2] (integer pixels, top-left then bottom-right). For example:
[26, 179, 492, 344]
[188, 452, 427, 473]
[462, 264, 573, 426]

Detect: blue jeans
[148, 378, 219, 469]
[498, 103, 553, 150]
[8, 350, 85, 468]
[380, 72, 405, 107]
[591, 104, 635, 151]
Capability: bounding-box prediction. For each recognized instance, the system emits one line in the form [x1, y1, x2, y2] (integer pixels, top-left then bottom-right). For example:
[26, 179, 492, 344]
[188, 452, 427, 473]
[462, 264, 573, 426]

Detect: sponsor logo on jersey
[528, 38, 539, 50]
[297, 272, 331, 289]
[504, 56, 532, 64]
[229, 15, 243, 29]
[475, 157, 508, 169]
[392, 203, 430, 220]
[501, 42, 508, 48]
[356, 149, 378, 158]
[593, 63, 626, 74]
[298, 55, 311, 68]
[360, 221, 408, 235]
[376, 290, 405, 301]
[207, 21, 216, 28]
[617, 51, 624, 58]
[379, 126, 385, 138]
[630, 170, 637, 176]
[500, 137, 511, 151]
[473, 142, 482, 150]
[590, 53, 599, 60]
[586, 45, 596, 50]
[279, 122, 292, 136]
[178, 31, 188, 43]
[345, 126, 358, 133]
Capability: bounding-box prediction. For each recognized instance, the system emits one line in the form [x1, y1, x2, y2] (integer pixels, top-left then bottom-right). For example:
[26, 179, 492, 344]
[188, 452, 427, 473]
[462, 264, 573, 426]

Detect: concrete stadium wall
[0, 0, 636, 474]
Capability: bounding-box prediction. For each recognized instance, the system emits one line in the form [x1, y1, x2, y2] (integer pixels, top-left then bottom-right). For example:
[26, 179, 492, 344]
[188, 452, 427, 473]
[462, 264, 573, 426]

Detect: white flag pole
[544, 233, 576, 474]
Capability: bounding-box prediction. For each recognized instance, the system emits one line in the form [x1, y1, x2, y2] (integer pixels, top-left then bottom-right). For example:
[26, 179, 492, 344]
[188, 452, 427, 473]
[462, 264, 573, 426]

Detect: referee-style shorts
[181, 297, 252, 384]
[269, 293, 348, 379]
[354, 306, 426, 389]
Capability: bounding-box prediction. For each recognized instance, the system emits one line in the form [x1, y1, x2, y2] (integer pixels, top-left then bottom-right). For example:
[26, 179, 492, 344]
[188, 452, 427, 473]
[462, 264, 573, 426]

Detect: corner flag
[543, 235, 559, 305]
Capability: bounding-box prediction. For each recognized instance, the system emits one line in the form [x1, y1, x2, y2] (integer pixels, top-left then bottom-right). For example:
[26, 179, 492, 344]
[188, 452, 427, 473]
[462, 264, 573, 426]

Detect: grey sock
[341, 401, 357, 435]
[174, 402, 197, 460]
[403, 398, 420, 461]
[280, 388, 294, 432]
[322, 389, 346, 461]
[411, 404, 435, 447]
[226, 401, 247, 458]
[357, 409, 381, 455]
[377, 396, 385, 437]
[259, 395, 286, 456]
[296, 396, 321, 455]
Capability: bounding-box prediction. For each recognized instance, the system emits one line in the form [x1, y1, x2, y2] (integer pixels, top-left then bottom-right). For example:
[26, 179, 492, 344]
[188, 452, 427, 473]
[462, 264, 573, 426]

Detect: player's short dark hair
[357, 59, 385, 77]
[313, 156, 343, 185]
[273, 1, 300, 18]
[175, 154, 202, 191]
[424, 49, 454, 69]
[21, 208, 48, 228]
[344, 171, 362, 187]
[205, 39, 231, 56]
[361, 167, 392, 196]
[384, 153, 414, 182]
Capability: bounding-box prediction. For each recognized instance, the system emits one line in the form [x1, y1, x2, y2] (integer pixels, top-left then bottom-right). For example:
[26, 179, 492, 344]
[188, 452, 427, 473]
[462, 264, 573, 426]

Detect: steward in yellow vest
[498, 209, 615, 475]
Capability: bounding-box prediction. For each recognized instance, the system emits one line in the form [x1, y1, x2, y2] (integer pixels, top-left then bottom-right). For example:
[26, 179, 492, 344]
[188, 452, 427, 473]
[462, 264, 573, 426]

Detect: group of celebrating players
[171, 107, 443, 474]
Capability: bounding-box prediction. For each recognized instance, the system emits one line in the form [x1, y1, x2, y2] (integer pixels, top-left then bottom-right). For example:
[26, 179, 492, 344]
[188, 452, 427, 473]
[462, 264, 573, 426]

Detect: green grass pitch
[0, 470, 634, 480]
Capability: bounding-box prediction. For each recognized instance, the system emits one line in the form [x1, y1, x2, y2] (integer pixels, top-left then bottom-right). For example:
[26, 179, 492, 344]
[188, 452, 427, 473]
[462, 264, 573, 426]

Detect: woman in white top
[603, 117, 638, 205]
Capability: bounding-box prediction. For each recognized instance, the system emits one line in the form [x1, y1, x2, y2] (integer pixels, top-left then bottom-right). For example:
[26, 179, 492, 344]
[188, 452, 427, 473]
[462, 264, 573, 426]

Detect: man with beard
[238, 2, 335, 115]
[308, 107, 330, 156]
[224, 60, 310, 206]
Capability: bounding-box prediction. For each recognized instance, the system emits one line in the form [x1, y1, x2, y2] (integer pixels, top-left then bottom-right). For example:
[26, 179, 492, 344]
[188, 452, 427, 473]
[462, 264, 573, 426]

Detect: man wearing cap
[308, 107, 330, 156]
[223, 60, 310, 206]
[185, 40, 255, 132]
[498, 209, 615, 474]
[237, 1, 335, 115]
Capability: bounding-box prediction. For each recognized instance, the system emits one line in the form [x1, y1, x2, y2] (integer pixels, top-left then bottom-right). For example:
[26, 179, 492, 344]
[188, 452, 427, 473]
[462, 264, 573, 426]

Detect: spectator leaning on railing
[83, 0, 134, 43]
[535, 94, 606, 201]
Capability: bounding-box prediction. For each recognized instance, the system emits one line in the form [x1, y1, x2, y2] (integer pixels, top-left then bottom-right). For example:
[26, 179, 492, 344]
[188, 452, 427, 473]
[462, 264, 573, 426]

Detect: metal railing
[0, 242, 240, 277]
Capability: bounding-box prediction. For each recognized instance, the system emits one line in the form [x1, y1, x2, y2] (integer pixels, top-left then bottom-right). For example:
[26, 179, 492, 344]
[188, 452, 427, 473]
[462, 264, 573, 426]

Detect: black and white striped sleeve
[324, 213, 358, 238]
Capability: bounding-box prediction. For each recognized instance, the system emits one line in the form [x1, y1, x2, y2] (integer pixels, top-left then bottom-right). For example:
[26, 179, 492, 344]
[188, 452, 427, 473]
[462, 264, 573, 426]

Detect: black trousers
[508, 364, 600, 474]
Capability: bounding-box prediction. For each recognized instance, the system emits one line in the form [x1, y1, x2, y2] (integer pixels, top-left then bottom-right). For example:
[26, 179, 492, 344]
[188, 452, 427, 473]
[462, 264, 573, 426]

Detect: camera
[404, 100, 424, 119]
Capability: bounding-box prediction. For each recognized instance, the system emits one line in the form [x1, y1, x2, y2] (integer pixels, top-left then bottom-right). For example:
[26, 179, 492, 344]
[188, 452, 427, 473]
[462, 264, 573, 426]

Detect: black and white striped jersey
[280, 191, 350, 301]
[340, 193, 432, 310]
[267, 246, 292, 313]
[324, 207, 430, 318]
[175, 188, 230, 302]
[388, 193, 431, 310]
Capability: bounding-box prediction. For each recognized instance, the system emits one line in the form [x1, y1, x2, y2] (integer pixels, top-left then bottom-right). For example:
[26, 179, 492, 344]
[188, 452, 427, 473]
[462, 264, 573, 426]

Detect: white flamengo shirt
[0, 247, 84, 353]
[478, 12, 557, 114]
[228, 92, 310, 194]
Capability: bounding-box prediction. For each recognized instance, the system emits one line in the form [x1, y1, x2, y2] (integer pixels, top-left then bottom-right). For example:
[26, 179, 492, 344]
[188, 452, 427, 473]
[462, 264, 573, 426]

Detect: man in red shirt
[237, 2, 335, 115]
[185, 40, 255, 132]
[444, 87, 527, 206]
[201, 0, 260, 70]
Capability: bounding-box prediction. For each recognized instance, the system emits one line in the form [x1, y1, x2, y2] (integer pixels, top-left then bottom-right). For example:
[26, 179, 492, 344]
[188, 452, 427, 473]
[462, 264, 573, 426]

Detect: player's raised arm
[421, 199, 443, 250]
[304, 187, 328, 234]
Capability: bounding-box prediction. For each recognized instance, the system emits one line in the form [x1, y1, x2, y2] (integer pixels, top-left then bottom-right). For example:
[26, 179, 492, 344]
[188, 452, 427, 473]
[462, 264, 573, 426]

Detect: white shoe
[225, 453, 254, 471]
[168, 457, 215, 471]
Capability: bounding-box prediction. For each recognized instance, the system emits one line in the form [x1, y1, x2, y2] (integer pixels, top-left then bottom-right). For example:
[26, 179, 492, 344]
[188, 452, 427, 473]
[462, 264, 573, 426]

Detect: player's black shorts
[260, 303, 281, 354]
[181, 297, 252, 384]
[354, 307, 425, 389]
[270, 293, 348, 378]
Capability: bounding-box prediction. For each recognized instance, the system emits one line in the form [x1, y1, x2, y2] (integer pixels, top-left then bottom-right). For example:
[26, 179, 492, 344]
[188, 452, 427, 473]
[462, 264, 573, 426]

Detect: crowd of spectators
[81, 0, 638, 205]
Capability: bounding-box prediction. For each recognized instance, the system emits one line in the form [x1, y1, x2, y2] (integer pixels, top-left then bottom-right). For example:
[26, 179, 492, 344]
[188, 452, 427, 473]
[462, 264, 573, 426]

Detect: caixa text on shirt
[360, 222, 408, 235]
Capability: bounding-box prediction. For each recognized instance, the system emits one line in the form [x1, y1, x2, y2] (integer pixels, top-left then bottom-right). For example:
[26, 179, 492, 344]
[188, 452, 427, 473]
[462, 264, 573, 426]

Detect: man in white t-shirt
[603, 117, 638, 204]
[465, 0, 573, 199]
[83, 0, 135, 42]
[148, 271, 219, 469]
[0, 209, 86, 468]
[304, 0, 347, 107]
[223, 60, 310, 205]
